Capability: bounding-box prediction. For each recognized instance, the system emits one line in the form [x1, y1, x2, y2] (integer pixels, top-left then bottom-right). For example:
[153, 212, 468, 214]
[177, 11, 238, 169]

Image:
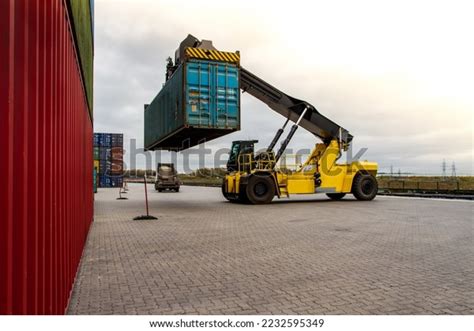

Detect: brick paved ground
[67, 184, 473, 314]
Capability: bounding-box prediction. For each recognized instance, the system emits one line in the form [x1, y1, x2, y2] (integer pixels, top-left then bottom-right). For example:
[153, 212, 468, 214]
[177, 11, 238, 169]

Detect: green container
[67, 0, 94, 118]
[93, 167, 97, 193]
[93, 146, 100, 159]
[144, 59, 240, 151]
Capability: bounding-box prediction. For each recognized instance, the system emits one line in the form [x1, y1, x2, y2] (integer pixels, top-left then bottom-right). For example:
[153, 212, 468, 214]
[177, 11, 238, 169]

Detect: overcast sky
[93, 0, 473, 175]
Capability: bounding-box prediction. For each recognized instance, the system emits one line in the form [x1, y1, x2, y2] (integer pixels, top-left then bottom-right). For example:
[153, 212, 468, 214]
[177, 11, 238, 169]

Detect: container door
[215, 63, 239, 128]
[186, 61, 212, 127]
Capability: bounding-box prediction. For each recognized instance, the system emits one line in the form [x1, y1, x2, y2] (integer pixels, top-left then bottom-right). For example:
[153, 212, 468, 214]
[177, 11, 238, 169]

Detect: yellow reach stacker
[180, 36, 378, 204]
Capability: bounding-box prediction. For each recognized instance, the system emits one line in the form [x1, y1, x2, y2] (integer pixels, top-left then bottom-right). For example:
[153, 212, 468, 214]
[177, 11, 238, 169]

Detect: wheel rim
[254, 182, 268, 197]
[361, 178, 375, 195]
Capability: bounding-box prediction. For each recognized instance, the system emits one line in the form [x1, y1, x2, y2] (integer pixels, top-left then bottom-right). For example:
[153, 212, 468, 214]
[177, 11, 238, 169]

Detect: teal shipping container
[144, 59, 240, 151]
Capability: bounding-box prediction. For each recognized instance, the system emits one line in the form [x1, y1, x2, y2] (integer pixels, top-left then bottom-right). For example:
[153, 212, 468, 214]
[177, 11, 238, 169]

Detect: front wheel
[245, 175, 275, 204]
[326, 193, 346, 200]
[352, 174, 378, 201]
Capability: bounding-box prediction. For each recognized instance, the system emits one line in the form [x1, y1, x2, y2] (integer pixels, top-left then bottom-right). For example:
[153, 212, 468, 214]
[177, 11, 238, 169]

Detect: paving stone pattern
[67, 185, 473, 314]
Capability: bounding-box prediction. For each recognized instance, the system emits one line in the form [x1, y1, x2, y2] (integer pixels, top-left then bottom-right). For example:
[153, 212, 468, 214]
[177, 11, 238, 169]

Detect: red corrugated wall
[0, 0, 93, 314]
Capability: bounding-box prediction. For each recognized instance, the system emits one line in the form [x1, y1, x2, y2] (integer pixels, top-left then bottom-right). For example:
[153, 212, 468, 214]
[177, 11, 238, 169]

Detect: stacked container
[93, 133, 124, 188]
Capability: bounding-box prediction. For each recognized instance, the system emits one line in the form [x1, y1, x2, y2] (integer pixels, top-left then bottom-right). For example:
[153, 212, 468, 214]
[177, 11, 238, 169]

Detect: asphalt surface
[67, 184, 473, 314]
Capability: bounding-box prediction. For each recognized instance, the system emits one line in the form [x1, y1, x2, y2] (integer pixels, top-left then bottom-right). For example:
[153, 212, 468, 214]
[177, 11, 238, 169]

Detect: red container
[0, 0, 93, 314]
[110, 147, 124, 174]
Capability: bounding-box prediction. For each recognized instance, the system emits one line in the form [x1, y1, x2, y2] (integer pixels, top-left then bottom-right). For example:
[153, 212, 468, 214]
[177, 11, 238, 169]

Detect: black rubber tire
[352, 174, 378, 201]
[237, 185, 250, 204]
[326, 193, 346, 200]
[245, 175, 275, 204]
[158, 189, 163, 192]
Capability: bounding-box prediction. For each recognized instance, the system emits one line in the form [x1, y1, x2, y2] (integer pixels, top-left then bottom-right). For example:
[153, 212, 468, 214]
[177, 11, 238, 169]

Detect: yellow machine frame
[224, 139, 378, 199]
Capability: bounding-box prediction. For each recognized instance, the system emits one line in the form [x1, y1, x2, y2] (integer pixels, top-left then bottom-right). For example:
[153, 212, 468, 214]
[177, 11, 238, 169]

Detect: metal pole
[144, 175, 149, 216]
[133, 175, 157, 220]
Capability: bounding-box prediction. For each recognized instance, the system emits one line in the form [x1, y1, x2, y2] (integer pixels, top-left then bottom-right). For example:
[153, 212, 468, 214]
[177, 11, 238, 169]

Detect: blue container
[104, 133, 112, 147]
[98, 147, 111, 160]
[110, 176, 123, 187]
[99, 175, 112, 188]
[98, 159, 107, 174]
[98, 175, 122, 188]
[105, 160, 112, 173]
[97, 133, 105, 146]
[93, 133, 99, 146]
[99, 147, 106, 160]
[111, 133, 123, 147]
[144, 59, 240, 151]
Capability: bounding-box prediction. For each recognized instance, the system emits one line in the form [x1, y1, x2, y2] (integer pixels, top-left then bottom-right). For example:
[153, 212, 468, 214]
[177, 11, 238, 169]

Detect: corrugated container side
[65, 0, 93, 116]
[0, 0, 93, 314]
[145, 63, 185, 149]
[144, 59, 240, 151]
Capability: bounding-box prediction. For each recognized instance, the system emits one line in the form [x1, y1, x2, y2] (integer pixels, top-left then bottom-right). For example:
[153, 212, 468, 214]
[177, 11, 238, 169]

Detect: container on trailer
[144, 58, 240, 151]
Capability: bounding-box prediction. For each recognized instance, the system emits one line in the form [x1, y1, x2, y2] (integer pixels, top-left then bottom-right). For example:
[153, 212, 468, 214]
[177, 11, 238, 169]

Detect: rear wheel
[352, 174, 378, 201]
[238, 184, 250, 204]
[326, 193, 346, 200]
[246, 175, 275, 204]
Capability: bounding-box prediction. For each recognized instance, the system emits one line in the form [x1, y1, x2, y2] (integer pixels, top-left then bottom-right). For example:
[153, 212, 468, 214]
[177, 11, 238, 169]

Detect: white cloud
[93, 0, 474, 175]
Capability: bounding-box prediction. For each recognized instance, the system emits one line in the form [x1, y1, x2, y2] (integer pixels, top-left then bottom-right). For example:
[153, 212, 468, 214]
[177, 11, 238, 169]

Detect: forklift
[178, 36, 379, 204]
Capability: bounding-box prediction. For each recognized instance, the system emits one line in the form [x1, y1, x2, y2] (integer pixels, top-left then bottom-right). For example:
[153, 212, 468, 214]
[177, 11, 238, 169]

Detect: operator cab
[226, 140, 258, 172]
